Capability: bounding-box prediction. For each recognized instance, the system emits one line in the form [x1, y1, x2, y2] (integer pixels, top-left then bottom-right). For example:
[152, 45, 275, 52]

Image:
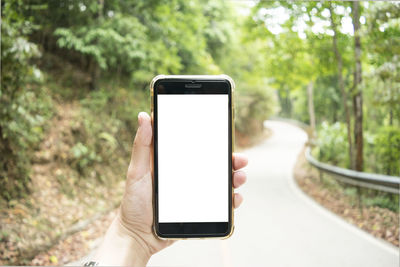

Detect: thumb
[128, 112, 152, 180]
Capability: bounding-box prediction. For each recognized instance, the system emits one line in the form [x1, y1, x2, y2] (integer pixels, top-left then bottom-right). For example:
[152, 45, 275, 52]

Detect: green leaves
[1, 0, 54, 200]
[70, 142, 101, 172]
[314, 121, 350, 168]
[374, 126, 400, 176]
[54, 14, 148, 71]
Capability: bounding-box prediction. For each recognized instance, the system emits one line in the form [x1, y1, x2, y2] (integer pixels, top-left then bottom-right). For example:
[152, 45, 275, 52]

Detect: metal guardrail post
[356, 186, 363, 214]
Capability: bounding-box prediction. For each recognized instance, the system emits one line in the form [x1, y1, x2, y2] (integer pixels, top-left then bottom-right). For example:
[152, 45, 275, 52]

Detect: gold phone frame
[150, 75, 235, 240]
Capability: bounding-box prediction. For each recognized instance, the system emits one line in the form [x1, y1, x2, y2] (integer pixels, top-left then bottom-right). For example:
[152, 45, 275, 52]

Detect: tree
[364, 2, 400, 127]
[328, 3, 354, 169]
[351, 1, 364, 171]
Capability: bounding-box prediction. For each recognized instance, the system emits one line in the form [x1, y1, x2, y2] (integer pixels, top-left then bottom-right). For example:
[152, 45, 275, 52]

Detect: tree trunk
[89, 59, 100, 91]
[98, 0, 104, 19]
[278, 88, 291, 118]
[328, 4, 354, 169]
[88, 0, 104, 91]
[286, 87, 292, 118]
[307, 81, 316, 142]
[352, 1, 364, 171]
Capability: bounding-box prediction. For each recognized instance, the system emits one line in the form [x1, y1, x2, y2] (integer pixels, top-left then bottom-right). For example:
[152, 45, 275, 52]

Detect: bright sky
[233, 1, 368, 38]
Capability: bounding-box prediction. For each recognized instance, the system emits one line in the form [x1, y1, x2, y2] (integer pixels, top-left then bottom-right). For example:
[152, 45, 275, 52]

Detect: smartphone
[151, 75, 234, 239]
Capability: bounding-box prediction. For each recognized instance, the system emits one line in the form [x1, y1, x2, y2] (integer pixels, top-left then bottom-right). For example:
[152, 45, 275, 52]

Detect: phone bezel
[152, 77, 233, 239]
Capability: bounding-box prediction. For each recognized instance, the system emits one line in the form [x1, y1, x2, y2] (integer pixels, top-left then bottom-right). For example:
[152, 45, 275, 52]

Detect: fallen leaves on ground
[30, 210, 117, 266]
[0, 103, 125, 265]
[294, 146, 399, 247]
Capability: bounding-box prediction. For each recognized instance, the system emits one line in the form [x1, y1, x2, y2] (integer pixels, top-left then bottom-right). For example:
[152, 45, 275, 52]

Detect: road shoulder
[292, 146, 399, 251]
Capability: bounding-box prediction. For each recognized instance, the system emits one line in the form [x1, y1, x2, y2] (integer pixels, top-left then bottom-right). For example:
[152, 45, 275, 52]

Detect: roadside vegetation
[247, 2, 399, 213]
[248, 1, 399, 176]
[294, 147, 399, 246]
[1, 0, 398, 265]
[251, 1, 399, 246]
[0, 0, 276, 264]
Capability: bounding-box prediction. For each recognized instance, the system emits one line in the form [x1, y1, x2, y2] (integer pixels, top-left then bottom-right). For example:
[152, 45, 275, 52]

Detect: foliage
[1, 1, 399, 263]
[362, 192, 399, 212]
[217, 20, 278, 135]
[70, 142, 101, 174]
[54, 15, 148, 72]
[315, 123, 400, 176]
[235, 84, 277, 135]
[293, 75, 342, 124]
[315, 123, 400, 177]
[1, 0, 277, 202]
[66, 88, 148, 177]
[80, 87, 148, 133]
[365, 1, 400, 66]
[0, 1, 53, 200]
[313, 122, 349, 168]
[373, 126, 400, 176]
[249, 1, 400, 175]
[2, 0, 398, 208]
[248, 1, 354, 118]
[27, 0, 229, 87]
[361, 2, 400, 172]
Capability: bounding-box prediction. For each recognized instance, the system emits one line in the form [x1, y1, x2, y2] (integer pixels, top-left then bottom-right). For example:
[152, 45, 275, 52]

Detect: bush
[0, 5, 53, 201]
[81, 87, 149, 134]
[235, 84, 277, 136]
[314, 121, 350, 168]
[373, 126, 400, 176]
[70, 142, 101, 174]
[363, 193, 399, 212]
[67, 88, 148, 177]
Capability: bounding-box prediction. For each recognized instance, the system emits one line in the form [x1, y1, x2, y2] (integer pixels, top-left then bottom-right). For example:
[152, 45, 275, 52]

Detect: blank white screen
[158, 94, 228, 223]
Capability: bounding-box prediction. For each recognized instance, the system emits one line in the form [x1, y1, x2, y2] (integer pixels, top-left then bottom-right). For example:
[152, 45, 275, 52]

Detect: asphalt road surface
[148, 120, 398, 267]
[72, 120, 399, 267]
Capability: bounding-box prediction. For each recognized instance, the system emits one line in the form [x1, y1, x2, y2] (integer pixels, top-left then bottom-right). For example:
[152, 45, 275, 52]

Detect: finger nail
[138, 113, 142, 127]
[138, 112, 144, 126]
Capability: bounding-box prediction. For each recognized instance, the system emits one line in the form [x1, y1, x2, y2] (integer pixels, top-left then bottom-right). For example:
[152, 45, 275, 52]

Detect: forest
[247, 1, 399, 176]
[1, 0, 399, 265]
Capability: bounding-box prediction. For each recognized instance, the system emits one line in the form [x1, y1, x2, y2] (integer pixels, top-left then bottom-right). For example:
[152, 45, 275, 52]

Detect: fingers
[233, 170, 247, 188]
[128, 112, 152, 180]
[233, 155, 247, 208]
[233, 153, 248, 170]
[233, 170, 246, 208]
[234, 193, 243, 209]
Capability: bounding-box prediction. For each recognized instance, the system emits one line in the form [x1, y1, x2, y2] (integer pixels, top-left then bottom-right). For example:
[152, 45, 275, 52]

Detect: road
[71, 120, 399, 266]
[148, 120, 398, 267]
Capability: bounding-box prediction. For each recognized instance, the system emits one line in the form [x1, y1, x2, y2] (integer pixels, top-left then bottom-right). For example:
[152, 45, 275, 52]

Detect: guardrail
[305, 147, 400, 194]
[269, 117, 400, 194]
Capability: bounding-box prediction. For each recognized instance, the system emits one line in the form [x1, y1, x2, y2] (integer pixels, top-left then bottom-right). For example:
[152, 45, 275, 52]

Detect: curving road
[148, 120, 399, 267]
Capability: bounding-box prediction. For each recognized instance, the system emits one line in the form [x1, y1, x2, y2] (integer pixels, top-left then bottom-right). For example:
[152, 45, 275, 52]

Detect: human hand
[93, 112, 248, 266]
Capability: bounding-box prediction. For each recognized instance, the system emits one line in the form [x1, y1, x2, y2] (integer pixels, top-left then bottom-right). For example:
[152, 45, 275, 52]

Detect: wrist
[92, 216, 151, 266]
[115, 212, 153, 259]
